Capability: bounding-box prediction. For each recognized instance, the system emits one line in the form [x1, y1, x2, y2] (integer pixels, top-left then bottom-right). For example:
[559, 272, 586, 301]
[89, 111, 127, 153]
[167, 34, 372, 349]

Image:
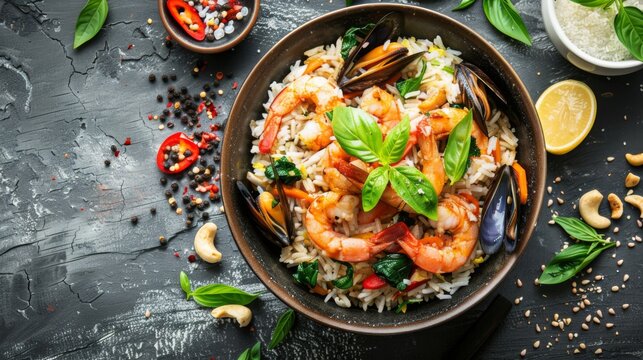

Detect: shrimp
[428, 107, 489, 154]
[417, 119, 446, 195]
[258, 75, 344, 154]
[397, 194, 479, 273]
[320, 142, 360, 194]
[304, 192, 400, 262]
[418, 88, 447, 113]
[359, 86, 401, 134]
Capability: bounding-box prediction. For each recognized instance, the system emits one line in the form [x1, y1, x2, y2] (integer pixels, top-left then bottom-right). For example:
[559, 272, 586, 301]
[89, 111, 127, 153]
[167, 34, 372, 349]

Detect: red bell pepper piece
[156, 132, 199, 174]
[362, 274, 387, 290]
[166, 0, 206, 41]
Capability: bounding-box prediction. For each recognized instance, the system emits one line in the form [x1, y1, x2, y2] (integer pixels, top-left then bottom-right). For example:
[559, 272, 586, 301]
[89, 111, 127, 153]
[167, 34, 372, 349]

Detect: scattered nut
[607, 193, 623, 219]
[625, 173, 640, 188]
[579, 190, 611, 229]
[194, 223, 222, 263]
[210, 304, 253, 327]
[625, 152, 643, 166]
[624, 195, 643, 218]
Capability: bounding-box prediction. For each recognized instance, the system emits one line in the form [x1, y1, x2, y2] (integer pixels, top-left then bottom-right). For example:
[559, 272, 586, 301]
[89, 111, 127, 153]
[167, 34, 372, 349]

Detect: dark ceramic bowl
[157, 0, 260, 53]
[221, 4, 546, 334]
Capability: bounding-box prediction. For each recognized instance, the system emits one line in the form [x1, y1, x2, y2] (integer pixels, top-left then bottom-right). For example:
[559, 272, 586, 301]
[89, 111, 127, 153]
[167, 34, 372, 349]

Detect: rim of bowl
[542, 0, 642, 69]
[222, 3, 546, 334]
[157, 0, 260, 54]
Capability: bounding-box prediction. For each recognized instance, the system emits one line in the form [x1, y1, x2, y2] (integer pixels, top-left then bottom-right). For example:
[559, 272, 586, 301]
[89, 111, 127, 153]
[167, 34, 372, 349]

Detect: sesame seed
[547, 186, 552, 194]
[627, 242, 635, 248]
[548, 219, 555, 225]
[515, 298, 521, 305]
[617, 259, 624, 266]
[611, 286, 619, 292]
[524, 309, 531, 318]
[581, 279, 590, 285]
[586, 267, 593, 274]
[536, 324, 541, 332]
[582, 323, 589, 330]
[595, 348, 602, 355]
[520, 349, 526, 357]
[608, 308, 615, 315]
[606, 156, 615, 162]
[573, 349, 580, 354]
[606, 323, 614, 329]
[583, 299, 591, 306]
[594, 275, 603, 281]
[547, 199, 554, 207]
[557, 197, 565, 204]
[516, 279, 523, 287]
[622, 304, 629, 310]
[623, 274, 630, 282]
[579, 343, 586, 349]
[534, 278, 540, 286]
[613, 227, 619, 233]
[593, 317, 601, 324]
[596, 309, 603, 318]
[554, 176, 562, 183]
[585, 314, 592, 322]
[568, 333, 574, 341]
[145, 309, 151, 318]
[552, 320, 559, 327]
[572, 306, 580, 313]
[533, 340, 540, 349]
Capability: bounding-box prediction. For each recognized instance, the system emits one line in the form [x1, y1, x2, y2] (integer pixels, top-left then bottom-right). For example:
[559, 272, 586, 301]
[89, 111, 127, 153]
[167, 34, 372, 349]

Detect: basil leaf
[396, 61, 427, 98]
[453, 0, 477, 11]
[569, 0, 613, 7]
[465, 136, 481, 169]
[293, 260, 319, 288]
[482, 0, 532, 46]
[238, 341, 261, 360]
[340, 23, 375, 59]
[381, 115, 410, 165]
[395, 298, 423, 314]
[443, 110, 474, 184]
[74, 0, 109, 49]
[331, 106, 383, 163]
[190, 284, 259, 308]
[268, 309, 295, 349]
[265, 157, 302, 185]
[372, 253, 413, 290]
[332, 262, 354, 289]
[553, 216, 606, 242]
[362, 166, 390, 212]
[389, 166, 438, 220]
[180, 271, 192, 298]
[539, 242, 615, 285]
[614, 6, 643, 62]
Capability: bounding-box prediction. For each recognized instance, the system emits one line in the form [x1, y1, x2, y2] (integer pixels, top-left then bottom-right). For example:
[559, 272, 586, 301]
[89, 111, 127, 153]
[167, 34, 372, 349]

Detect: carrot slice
[493, 140, 502, 163]
[272, 186, 313, 203]
[512, 162, 528, 205]
[304, 58, 325, 75]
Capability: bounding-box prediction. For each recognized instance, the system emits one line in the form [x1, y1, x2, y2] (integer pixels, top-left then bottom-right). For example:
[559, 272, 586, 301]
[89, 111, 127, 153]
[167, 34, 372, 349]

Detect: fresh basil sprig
[293, 260, 319, 288]
[614, 6, 643, 61]
[179, 271, 259, 307]
[238, 342, 261, 360]
[552, 216, 609, 243]
[539, 242, 615, 285]
[395, 298, 423, 314]
[483, 0, 532, 46]
[372, 253, 413, 290]
[74, 0, 109, 49]
[265, 157, 302, 185]
[332, 262, 354, 289]
[330, 107, 438, 219]
[443, 110, 474, 184]
[340, 23, 375, 59]
[396, 60, 427, 98]
[268, 309, 295, 349]
[453, 0, 477, 11]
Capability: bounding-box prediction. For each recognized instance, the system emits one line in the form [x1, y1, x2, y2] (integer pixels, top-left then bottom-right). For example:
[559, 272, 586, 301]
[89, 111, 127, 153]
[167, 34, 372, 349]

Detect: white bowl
[542, 0, 643, 76]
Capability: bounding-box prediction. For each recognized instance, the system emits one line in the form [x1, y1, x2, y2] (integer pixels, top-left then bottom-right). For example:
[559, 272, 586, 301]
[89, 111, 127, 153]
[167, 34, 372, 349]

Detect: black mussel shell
[340, 51, 426, 93]
[504, 167, 520, 253]
[479, 165, 510, 255]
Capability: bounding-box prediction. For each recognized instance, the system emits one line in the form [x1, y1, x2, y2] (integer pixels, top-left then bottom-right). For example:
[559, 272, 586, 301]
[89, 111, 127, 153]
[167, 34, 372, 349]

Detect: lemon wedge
[535, 80, 597, 155]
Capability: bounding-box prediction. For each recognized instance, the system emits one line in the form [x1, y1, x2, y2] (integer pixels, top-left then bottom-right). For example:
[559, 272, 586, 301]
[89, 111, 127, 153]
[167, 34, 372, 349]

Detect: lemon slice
[535, 80, 597, 155]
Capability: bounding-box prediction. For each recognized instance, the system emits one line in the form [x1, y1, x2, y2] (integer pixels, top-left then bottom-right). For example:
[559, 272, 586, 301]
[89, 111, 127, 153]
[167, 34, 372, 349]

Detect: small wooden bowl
[157, 0, 260, 54]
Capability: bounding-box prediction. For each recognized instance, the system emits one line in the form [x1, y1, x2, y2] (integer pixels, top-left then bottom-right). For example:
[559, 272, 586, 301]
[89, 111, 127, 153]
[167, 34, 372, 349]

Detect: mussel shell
[337, 12, 404, 85]
[455, 64, 489, 136]
[504, 167, 520, 253]
[479, 165, 511, 255]
[340, 51, 426, 93]
[348, 46, 408, 78]
[459, 62, 507, 105]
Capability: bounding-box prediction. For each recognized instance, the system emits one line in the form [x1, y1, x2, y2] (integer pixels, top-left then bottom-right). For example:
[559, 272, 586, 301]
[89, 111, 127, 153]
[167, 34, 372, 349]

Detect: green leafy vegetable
[268, 309, 295, 349]
[395, 298, 423, 314]
[443, 110, 474, 184]
[331, 107, 383, 163]
[396, 60, 427, 98]
[442, 66, 455, 75]
[332, 262, 354, 289]
[74, 0, 109, 49]
[265, 156, 302, 185]
[539, 242, 615, 284]
[614, 6, 643, 61]
[362, 166, 390, 212]
[340, 23, 375, 59]
[293, 260, 319, 288]
[570, 0, 614, 7]
[482, 0, 532, 46]
[552, 216, 609, 243]
[180, 271, 192, 297]
[453, 0, 477, 10]
[238, 342, 261, 360]
[389, 166, 439, 220]
[179, 272, 259, 308]
[465, 137, 481, 169]
[381, 116, 410, 165]
[372, 253, 413, 290]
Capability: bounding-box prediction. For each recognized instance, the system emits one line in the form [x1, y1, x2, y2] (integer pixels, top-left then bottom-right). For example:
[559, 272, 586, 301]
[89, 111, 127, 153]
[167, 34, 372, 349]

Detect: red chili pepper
[362, 274, 387, 290]
[124, 137, 132, 145]
[147, 114, 153, 120]
[197, 102, 206, 114]
[232, 81, 238, 90]
[156, 132, 199, 174]
[215, 72, 224, 80]
[166, 0, 206, 41]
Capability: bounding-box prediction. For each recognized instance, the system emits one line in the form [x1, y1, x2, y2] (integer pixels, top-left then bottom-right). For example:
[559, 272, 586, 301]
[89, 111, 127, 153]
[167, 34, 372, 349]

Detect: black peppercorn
[148, 73, 156, 82]
[159, 236, 168, 246]
[156, 94, 163, 102]
[206, 33, 215, 42]
[182, 195, 190, 204]
[167, 86, 175, 94]
[189, 180, 198, 189]
[110, 144, 118, 153]
[194, 175, 203, 183]
[167, 122, 174, 129]
[161, 74, 169, 83]
[165, 40, 173, 48]
[104, 159, 111, 166]
[170, 73, 177, 81]
[209, 193, 221, 202]
[187, 171, 194, 178]
[170, 182, 179, 192]
[160, 177, 168, 185]
[201, 212, 209, 220]
[180, 86, 188, 94]
[130, 216, 138, 225]
[186, 220, 193, 227]
[203, 173, 212, 181]
[203, 83, 211, 91]
[165, 190, 173, 198]
[186, 203, 195, 212]
[150, 207, 157, 215]
[213, 80, 220, 87]
[197, 203, 206, 211]
[173, 109, 182, 117]
[187, 214, 195, 220]
[199, 158, 207, 166]
[206, 164, 216, 173]
[212, 153, 221, 162]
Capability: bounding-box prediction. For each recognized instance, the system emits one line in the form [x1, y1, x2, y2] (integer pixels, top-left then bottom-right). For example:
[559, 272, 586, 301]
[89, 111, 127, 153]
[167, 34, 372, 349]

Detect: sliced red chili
[362, 273, 387, 290]
[166, 0, 206, 41]
[156, 132, 199, 174]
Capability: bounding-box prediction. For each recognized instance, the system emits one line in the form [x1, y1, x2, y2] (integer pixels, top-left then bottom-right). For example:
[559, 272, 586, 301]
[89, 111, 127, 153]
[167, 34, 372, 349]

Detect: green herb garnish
[265, 157, 302, 185]
[443, 110, 474, 184]
[395, 298, 423, 314]
[237, 342, 261, 360]
[268, 309, 295, 349]
[330, 106, 438, 219]
[340, 23, 375, 59]
[372, 253, 413, 290]
[332, 262, 354, 289]
[483, 0, 533, 45]
[179, 271, 259, 307]
[453, 0, 477, 11]
[74, 0, 109, 49]
[293, 260, 319, 288]
[396, 60, 427, 98]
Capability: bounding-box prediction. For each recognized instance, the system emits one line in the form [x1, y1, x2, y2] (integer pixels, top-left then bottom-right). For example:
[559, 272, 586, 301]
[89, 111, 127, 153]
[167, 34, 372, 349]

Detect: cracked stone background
[0, 0, 641, 359]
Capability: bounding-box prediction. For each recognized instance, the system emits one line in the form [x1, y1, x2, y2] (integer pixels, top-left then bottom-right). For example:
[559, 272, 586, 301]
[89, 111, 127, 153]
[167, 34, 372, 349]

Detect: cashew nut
[578, 190, 611, 229]
[607, 193, 623, 219]
[625, 153, 643, 166]
[210, 305, 252, 327]
[625, 173, 640, 188]
[624, 195, 643, 218]
[194, 223, 221, 263]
